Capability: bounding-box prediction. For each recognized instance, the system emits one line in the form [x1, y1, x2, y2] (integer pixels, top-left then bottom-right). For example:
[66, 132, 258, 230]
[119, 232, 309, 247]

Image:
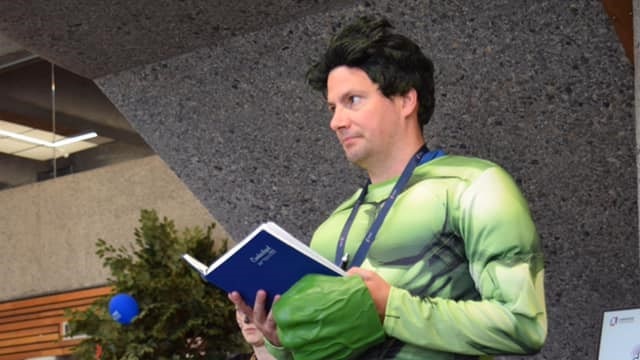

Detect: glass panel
[0, 54, 154, 189]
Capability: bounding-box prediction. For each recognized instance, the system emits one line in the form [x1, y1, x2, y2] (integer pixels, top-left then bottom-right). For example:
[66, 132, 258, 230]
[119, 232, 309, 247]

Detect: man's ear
[400, 88, 419, 118]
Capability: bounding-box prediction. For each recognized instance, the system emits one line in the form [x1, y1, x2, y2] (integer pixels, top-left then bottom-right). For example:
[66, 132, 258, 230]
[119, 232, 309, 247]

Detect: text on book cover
[250, 245, 277, 266]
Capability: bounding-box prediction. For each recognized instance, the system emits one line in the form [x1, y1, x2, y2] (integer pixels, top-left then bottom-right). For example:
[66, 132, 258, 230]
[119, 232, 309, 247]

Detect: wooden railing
[0, 286, 112, 360]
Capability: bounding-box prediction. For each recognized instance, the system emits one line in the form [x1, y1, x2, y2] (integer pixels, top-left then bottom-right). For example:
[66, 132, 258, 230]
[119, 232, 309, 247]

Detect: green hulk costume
[268, 155, 547, 359]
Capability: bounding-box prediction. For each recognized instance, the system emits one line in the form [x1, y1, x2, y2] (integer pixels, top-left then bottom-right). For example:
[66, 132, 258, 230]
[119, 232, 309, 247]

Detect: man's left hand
[346, 267, 390, 321]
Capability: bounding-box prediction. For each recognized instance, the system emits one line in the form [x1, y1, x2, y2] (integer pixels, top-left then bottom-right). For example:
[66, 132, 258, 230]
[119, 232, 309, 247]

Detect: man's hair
[306, 16, 435, 129]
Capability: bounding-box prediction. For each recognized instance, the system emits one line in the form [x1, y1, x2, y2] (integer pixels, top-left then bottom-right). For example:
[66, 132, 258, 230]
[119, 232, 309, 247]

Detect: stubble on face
[326, 66, 405, 171]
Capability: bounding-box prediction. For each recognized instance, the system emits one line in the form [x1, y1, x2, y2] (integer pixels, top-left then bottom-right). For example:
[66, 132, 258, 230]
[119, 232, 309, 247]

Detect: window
[0, 51, 153, 190]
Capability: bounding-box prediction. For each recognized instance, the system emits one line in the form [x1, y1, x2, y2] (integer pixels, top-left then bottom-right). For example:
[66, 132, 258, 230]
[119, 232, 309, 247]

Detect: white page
[203, 223, 270, 274]
[181, 254, 208, 274]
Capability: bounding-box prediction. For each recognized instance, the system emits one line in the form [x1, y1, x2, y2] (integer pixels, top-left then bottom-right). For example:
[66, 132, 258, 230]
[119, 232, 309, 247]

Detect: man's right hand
[228, 290, 282, 346]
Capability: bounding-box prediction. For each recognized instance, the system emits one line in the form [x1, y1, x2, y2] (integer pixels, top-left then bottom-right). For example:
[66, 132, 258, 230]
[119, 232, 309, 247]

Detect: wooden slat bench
[0, 286, 112, 360]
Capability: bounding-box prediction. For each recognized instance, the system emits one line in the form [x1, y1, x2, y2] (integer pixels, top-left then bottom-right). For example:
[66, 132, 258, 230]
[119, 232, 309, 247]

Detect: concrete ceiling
[0, 0, 353, 165]
[0, 32, 23, 57]
[0, 0, 353, 79]
[0, 31, 35, 71]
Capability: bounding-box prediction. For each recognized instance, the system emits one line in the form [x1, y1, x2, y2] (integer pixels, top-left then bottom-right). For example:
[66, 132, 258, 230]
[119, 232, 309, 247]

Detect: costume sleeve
[264, 338, 294, 360]
[383, 166, 547, 355]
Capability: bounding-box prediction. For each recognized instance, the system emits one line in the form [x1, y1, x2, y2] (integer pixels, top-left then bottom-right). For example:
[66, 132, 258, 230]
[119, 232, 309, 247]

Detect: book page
[181, 254, 208, 274]
[204, 224, 270, 274]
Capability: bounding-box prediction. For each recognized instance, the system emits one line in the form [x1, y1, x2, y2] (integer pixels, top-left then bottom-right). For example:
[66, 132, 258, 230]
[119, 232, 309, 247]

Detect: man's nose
[330, 107, 349, 131]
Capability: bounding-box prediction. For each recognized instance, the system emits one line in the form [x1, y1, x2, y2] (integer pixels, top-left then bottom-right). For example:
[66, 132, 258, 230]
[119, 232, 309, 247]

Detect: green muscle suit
[269, 155, 547, 359]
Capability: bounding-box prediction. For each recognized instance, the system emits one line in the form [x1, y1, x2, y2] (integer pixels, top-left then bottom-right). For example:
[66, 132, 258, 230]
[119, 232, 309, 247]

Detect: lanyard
[334, 146, 445, 269]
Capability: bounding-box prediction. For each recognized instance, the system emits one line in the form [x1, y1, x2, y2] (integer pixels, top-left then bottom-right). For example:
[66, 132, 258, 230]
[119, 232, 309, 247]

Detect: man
[230, 16, 547, 359]
[228, 308, 276, 360]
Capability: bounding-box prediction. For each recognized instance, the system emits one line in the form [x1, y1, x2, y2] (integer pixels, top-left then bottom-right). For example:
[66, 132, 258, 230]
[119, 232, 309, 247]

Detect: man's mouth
[340, 134, 358, 146]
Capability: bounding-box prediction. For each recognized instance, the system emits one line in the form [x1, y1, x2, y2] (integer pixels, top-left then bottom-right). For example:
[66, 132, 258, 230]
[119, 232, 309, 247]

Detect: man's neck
[367, 139, 426, 184]
[253, 345, 274, 360]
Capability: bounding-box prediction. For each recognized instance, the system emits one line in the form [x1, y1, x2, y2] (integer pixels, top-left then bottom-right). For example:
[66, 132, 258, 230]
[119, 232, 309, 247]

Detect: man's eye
[349, 95, 362, 106]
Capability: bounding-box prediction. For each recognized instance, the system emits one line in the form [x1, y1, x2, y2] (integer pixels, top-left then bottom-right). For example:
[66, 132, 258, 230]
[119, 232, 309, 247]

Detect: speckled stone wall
[92, 0, 639, 358]
[635, 0, 640, 264]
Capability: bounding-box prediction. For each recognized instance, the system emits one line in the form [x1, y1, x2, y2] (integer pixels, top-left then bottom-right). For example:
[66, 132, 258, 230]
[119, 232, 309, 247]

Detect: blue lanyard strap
[334, 146, 445, 269]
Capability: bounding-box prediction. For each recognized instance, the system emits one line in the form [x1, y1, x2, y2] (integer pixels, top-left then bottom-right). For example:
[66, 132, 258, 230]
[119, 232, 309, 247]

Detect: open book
[182, 222, 345, 309]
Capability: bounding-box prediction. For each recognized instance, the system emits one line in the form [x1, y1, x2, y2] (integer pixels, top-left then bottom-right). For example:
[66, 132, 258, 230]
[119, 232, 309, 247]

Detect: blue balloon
[108, 293, 139, 325]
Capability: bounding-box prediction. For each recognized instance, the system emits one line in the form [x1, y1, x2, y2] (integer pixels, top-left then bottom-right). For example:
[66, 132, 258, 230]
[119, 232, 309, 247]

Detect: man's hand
[347, 267, 390, 320]
[228, 290, 282, 346]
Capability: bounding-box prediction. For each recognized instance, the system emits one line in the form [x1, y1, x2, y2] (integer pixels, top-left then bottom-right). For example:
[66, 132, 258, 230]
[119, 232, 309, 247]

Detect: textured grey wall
[635, 0, 640, 263]
[94, 0, 639, 358]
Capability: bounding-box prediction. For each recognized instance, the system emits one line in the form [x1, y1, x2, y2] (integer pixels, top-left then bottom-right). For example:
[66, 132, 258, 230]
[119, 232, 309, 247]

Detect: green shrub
[67, 209, 247, 359]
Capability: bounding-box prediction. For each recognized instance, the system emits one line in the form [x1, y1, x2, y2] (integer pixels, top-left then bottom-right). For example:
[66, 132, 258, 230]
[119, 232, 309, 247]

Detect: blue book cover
[182, 222, 345, 309]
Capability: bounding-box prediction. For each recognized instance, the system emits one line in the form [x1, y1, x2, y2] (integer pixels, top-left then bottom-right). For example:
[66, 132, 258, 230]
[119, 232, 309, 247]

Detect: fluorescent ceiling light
[50, 132, 98, 147]
[0, 120, 112, 161]
[0, 129, 97, 147]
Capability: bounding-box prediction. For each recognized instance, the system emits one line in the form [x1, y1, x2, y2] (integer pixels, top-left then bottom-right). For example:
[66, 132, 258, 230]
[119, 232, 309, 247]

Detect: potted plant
[67, 209, 248, 359]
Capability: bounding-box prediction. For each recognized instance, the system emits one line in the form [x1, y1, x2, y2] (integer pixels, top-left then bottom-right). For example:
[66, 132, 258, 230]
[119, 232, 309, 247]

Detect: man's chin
[344, 153, 367, 169]
[342, 144, 368, 164]
[248, 338, 265, 347]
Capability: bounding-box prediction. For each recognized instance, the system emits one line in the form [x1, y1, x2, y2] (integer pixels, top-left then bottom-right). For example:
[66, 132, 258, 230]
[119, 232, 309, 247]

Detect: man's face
[326, 66, 405, 170]
[235, 309, 264, 346]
